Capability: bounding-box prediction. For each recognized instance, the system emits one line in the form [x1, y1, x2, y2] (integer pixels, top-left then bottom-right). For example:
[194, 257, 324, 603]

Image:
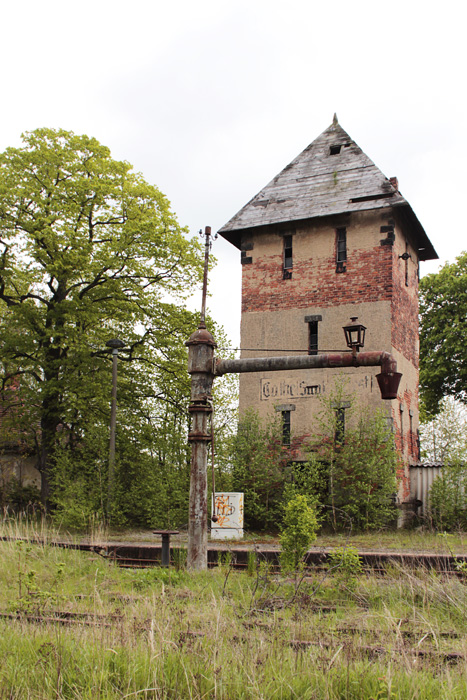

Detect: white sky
[1, 0, 466, 347]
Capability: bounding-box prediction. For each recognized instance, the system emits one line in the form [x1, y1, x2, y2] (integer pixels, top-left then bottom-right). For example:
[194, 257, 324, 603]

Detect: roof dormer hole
[330, 144, 342, 155]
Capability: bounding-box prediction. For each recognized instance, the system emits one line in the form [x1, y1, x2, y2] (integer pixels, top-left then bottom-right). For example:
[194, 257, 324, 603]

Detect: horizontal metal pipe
[215, 351, 397, 376]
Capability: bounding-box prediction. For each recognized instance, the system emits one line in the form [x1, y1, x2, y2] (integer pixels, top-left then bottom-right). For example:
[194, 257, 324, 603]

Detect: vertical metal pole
[108, 349, 119, 521]
[199, 226, 211, 328]
[186, 329, 216, 570]
[161, 534, 170, 567]
[186, 226, 216, 570]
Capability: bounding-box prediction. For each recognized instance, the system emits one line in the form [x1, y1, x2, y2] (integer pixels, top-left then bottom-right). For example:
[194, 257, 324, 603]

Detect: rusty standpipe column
[186, 226, 216, 571]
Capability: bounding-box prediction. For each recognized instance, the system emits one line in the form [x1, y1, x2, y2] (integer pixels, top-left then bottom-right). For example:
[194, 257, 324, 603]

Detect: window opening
[335, 408, 345, 446]
[409, 409, 414, 458]
[350, 192, 395, 203]
[334, 408, 345, 445]
[331, 401, 350, 446]
[405, 239, 409, 287]
[308, 321, 318, 355]
[283, 234, 293, 279]
[336, 227, 347, 273]
[399, 403, 404, 451]
[282, 410, 291, 446]
[330, 145, 342, 155]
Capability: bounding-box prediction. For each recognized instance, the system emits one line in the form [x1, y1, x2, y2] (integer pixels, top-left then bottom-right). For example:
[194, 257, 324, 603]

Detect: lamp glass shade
[343, 317, 366, 350]
[106, 338, 125, 350]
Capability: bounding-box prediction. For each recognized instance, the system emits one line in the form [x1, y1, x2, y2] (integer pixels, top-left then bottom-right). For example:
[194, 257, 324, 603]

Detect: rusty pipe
[215, 351, 397, 375]
[216, 351, 401, 400]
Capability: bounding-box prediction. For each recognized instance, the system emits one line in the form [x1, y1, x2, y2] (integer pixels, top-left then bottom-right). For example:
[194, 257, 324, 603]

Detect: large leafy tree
[0, 128, 204, 507]
[419, 397, 467, 463]
[419, 253, 467, 415]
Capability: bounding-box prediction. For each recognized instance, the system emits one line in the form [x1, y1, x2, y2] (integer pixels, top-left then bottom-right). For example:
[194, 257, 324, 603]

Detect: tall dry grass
[1, 518, 467, 698]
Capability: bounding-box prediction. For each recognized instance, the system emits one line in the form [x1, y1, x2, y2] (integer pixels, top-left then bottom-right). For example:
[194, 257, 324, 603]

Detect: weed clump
[327, 545, 363, 590]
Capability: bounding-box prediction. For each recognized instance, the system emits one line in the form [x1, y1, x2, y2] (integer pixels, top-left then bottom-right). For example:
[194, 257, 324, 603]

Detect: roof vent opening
[329, 144, 342, 156]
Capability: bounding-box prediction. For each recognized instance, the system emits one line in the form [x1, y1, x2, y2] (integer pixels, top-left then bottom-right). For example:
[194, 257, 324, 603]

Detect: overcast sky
[1, 0, 465, 346]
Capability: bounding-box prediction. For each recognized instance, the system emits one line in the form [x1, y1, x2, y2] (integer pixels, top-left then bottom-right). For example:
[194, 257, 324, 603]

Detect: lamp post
[106, 338, 125, 522]
[343, 317, 367, 355]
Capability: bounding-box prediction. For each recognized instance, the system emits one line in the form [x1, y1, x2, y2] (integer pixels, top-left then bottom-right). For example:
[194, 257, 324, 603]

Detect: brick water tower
[218, 116, 438, 504]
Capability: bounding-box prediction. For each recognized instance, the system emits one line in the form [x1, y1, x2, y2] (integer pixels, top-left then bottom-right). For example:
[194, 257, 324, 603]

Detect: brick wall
[241, 212, 396, 315]
[242, 243, 393, 314]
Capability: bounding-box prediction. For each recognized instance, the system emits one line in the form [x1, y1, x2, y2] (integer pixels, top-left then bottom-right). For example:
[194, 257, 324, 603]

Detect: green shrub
[428, 460, 467, 530]
[309, 382, 398, 531]
[0, 478, 41, 514]
[280, 494, 318, 573]
[230, 409, 292, 531]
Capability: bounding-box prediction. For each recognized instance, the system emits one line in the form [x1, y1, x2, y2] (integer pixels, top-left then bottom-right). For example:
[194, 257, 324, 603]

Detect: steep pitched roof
[219, 118, 437, 260]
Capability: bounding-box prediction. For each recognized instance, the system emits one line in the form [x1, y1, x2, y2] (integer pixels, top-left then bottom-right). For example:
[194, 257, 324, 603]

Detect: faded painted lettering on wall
[260, 378, 322, 401]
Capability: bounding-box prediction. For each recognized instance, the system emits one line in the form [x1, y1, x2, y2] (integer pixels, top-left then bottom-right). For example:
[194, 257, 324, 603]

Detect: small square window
[330, 145, 342, 156]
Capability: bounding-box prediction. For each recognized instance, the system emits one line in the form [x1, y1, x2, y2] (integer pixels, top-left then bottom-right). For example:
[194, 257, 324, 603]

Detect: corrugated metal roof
[219, 118, 437, 260]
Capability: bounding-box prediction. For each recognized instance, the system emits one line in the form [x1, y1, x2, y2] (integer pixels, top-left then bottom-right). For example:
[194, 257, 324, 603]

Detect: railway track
[3, 536, 467, 574]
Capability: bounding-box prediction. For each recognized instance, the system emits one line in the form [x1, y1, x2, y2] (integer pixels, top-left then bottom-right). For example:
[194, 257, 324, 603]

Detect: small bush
[0, 478, 41, 514]
[428, 460, 467, 530]
[280, 494, 318, 573]
[308, 382, 398, 531]
[230, 409, 302, 531]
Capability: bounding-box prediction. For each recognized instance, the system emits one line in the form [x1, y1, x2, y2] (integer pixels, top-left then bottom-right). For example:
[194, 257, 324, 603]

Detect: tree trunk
[38, 285, 67, 509]
[38, 402, 61, 509]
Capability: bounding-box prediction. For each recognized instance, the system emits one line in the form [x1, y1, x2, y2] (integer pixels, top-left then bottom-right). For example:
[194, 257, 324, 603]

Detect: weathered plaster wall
[390, 221, 421, 500]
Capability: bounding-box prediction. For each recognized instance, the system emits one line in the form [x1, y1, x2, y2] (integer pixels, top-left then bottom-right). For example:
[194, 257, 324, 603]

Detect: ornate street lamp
[343, 317, 366, 354]
[106, 338, 125, 522]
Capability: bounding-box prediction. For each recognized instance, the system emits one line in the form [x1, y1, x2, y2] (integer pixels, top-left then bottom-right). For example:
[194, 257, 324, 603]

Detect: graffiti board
[211, 492, 244, 540]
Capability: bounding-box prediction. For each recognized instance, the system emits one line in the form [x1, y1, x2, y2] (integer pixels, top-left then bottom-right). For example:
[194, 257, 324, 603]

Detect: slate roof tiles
[219, 118, 437, 261]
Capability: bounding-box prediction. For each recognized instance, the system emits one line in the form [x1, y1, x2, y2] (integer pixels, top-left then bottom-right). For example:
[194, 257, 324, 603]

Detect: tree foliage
[419, 397, 467, 463]
[308, 382, 398, 531]
[0, 128, 207, 512]
[419, 253, 467, 415]
[229, 383, 398, 533]
[428, 460, 467, 531]
[229, 409, 302, 531]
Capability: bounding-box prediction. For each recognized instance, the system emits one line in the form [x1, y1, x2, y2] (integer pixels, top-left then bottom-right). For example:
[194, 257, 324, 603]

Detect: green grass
[2, 518, 467, 698]
[314, 529, 467, 553]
